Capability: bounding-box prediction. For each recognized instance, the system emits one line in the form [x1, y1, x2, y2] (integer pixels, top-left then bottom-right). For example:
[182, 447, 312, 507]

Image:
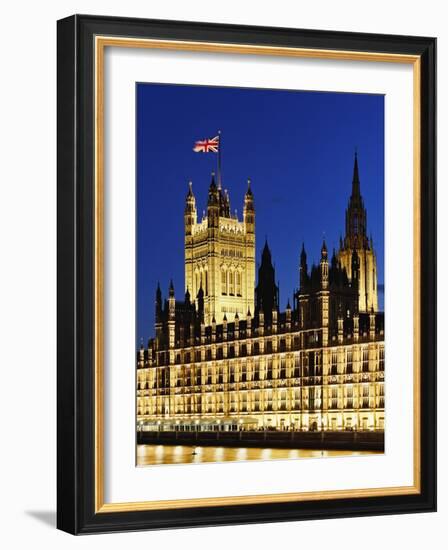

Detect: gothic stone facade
[137, 155, 384, 433]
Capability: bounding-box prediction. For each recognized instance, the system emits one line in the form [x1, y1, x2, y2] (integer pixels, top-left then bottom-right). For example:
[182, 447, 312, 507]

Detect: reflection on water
[137, 444, 379, 466]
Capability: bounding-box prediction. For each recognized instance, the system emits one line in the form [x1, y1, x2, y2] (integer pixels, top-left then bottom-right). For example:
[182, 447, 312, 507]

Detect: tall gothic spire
[299, 243, 308, 291]
[208, 172, 218, 198]
[155, 282, 162, 323]
[352, 151, 361, 198]
[344, 151, 368, 249]
[255, 239, 279, 321]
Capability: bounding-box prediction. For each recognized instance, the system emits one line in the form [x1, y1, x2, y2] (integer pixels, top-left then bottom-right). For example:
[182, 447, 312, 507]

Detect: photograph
[135, 83, 385, 466]
[53, 11, 436, 535]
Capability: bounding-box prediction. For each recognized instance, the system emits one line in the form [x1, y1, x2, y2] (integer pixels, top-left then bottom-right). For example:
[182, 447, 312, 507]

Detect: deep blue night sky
[136, 83, 384, 347]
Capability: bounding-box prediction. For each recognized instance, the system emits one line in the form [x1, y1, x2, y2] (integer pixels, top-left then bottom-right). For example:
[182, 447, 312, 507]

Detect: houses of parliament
[137, 154, 385, 434]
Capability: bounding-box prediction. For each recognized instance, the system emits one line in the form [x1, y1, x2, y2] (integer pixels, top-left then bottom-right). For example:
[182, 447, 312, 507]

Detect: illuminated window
[346, 350, 353, 374]
[236, 271, 242, 296]
[195, 271, 200, 292]
[362, 349, 369, 372]
[229, 270, 234, 295]
[221, 269, 227, 295]
[331, 352, 338, 375]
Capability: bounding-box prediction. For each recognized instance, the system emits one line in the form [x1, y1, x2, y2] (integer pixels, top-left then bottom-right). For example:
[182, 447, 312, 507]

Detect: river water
[137, 444, 379, 466]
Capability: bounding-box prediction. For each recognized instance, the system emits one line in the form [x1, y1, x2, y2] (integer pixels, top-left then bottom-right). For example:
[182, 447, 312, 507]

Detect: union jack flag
[193, 135, 220, 153]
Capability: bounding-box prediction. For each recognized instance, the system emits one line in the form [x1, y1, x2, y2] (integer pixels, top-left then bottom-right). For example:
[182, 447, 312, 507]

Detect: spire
[262, 238, 271, 262]
[243, 178, 255, 230]
[207, 172, 219, 206]
[197, 283, 204, 299]
[185, 181, 196, 210]
[300, 243, 306, 263]
[331, 248, 337, 269]
[299, 243, 308, 291]
[321, 239, 328, 259]
[344, 151, 368, 249]
[185, 181, 196, 230]
[256, 238, 279, 322]
[246, 178, 253, 197]
[169, 279, 175, 297]
[209, 172, 217, 192]
[352, 150, 360, 198]
[207, 172, 219, 227]
[155, 282, 163, 323]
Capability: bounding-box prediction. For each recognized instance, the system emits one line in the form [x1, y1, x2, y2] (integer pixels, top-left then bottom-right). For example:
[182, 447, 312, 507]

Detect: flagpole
[217, 130, 222, 189]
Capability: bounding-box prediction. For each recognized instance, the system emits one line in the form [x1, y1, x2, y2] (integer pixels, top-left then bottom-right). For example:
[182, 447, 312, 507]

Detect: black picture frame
[57, 14, 436, 535]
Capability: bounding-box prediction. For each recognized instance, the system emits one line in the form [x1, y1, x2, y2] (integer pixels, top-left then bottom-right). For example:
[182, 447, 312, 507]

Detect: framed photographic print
[57, 15, 436, 534]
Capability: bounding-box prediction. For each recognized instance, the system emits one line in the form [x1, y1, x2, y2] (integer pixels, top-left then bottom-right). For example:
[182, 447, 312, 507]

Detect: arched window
[236, 271, 242, 296]
[195, 271, 200, 293]
[221, 269, 227, 295]
[229, 270, 235, 295]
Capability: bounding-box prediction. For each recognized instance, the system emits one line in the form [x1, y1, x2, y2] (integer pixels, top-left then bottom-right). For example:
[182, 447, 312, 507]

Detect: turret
[338, 152, 379, 313]
[243, 178, 255, 233]
[299, 243, 308, 291]
[155, 282, 162, 323]
[331, 248, 338, 271]
[255, 239, 279, 323]
[184, 181, 197, 235]
[154, 282, 163, 347]
[168, 280, 175, 361]
[220, 188, 231, 217]
[207, 173, 219, 228]
[320, 239, 329, 290]
[138, 340, 144, 365]
[168, 280, 175, 318]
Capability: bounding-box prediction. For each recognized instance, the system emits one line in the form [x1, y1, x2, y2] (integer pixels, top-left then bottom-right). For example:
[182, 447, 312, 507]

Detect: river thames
[137, 444, 380, 466]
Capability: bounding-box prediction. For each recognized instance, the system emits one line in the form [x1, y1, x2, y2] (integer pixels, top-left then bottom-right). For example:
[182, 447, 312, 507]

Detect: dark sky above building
[136, 83, 384, 346]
